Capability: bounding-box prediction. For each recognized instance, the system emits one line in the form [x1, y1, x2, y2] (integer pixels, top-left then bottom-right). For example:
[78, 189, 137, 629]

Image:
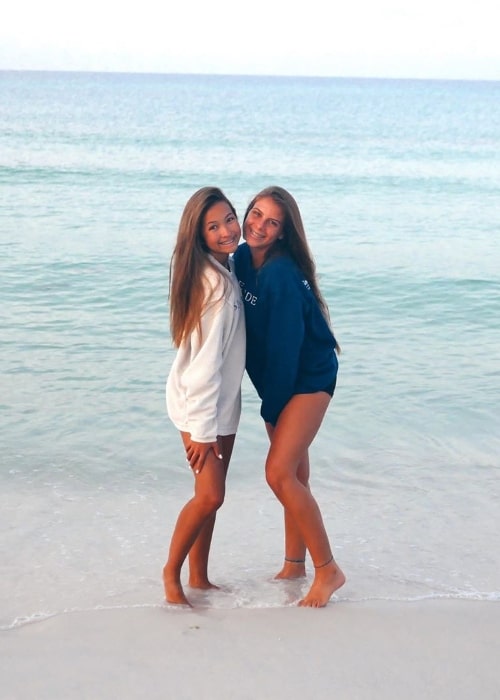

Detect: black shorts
[321, 377, 337, 397]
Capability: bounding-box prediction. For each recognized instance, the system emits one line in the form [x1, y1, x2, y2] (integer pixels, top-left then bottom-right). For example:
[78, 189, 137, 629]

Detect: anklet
[314, 556, 333, 569]
[285, 557, 306, 564]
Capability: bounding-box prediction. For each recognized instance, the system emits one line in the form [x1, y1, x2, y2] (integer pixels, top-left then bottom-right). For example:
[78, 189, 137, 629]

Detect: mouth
[219, 236, 238, 246]
[247, 228, 265, 241]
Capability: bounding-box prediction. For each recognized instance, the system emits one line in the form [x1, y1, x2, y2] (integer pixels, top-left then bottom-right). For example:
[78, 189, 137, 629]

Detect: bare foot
[298, 561, 345, 608]
[188, 577, 220, 590]
[163, 566, 192, 607]
[274, 561, 306, 580]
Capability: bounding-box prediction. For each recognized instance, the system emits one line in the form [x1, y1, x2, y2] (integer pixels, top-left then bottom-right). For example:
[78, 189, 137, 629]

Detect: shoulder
[200, 261, 226, 299]
[233, 242, 250, 267]
[201, 261, 220, 285]
[234, 242, 249, 258]
[256, 257, 306, 309]
[260, 255, 301, 286]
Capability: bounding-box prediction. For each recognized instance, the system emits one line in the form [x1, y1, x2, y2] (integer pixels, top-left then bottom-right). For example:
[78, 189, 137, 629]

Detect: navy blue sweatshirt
[233, 242, 338, 426]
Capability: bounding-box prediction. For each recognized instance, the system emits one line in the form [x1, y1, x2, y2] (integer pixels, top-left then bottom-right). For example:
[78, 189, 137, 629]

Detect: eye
[208, 223, 218, 232]
[226, 214, 236, 223]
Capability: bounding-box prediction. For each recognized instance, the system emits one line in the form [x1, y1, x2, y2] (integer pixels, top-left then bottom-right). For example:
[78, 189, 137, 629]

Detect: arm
[181, 276, 227, 471]
[260, 268, 305, 425]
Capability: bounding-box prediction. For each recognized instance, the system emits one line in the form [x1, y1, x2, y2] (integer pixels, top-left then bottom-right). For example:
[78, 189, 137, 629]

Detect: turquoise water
[1, 71, 499, 627]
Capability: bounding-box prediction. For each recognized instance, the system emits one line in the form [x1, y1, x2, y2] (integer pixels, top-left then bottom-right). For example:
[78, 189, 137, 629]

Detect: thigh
[194, 454, 226, 501]
[180, 432, 235, 473]
[180, 431, 227, 497]
[267, 393, 331, 474]
[217, 434, 236, 476]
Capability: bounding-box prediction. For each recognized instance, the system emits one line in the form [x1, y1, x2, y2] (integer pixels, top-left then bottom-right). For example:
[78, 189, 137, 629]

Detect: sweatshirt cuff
[189, 432, 217, 444]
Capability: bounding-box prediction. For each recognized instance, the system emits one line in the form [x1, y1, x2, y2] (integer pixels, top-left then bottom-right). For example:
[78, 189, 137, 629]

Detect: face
[243, 196, 284, 261]
[202, 201, 241, 264]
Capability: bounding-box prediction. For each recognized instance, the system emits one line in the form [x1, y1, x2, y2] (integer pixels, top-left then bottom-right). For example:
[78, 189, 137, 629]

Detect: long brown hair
[169, 187, 237, 347]
[244, 186, 340, 351]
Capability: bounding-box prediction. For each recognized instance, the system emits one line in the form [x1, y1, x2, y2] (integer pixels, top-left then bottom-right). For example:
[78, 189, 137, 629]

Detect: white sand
[1, 600, 499, 699]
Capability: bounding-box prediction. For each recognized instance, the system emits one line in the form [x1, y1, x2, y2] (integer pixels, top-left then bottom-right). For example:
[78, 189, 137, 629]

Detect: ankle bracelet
[285, 557, 306, 564]
[314, 556, 333, 569]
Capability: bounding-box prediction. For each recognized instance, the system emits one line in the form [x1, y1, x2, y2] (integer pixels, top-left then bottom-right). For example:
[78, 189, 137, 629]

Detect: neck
[211, 252, 230, 268]
[250, 249, 266, 269]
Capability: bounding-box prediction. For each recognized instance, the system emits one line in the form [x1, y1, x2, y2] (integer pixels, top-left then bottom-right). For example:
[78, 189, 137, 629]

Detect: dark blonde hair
[169, 187, 237, 347]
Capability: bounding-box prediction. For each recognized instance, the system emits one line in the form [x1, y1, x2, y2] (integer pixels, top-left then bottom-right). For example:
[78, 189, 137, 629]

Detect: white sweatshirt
[166, 256, 246, 443]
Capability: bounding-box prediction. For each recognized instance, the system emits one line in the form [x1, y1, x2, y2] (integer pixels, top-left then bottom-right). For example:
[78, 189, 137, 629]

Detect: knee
[196, 487, 225, 515]
[265, 461, 287, 498]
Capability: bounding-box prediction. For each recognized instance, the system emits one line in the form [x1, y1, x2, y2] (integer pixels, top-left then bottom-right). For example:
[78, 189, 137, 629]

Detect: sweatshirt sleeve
[180, 280, 226, 443]
[259, 266, 305, 425]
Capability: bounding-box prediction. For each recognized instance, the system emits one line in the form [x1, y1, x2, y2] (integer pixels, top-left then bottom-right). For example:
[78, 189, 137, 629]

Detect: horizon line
[1, 67, 499, 84]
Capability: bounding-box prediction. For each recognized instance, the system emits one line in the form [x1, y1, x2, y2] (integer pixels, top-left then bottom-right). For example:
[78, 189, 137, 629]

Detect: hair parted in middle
[243, 185, 331, 321]
[169, 186, 237, 347]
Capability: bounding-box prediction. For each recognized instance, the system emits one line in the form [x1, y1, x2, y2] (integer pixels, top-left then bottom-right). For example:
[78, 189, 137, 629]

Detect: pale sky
[1, 0, 499, 80]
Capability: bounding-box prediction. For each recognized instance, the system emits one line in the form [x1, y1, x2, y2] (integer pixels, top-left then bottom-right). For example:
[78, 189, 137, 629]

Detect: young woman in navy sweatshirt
[234, 186, 345, 607]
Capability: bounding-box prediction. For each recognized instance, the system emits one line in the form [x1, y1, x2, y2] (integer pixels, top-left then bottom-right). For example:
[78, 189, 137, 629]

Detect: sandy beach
[1, 600, 498, 699]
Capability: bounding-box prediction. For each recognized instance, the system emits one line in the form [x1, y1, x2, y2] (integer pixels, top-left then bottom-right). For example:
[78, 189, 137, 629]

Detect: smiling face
[243, 196, 284, 267]
[202, 200, 241, 265]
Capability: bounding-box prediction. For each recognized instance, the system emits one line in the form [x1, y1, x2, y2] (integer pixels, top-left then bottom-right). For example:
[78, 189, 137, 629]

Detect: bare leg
[274, 506, 307, 579]
[163, 433, 228, 606]
[268, 419, 308, 579]
[188, 434, 234, 589]
[265, 393, 345, 607]
[187, 513, 217, 589]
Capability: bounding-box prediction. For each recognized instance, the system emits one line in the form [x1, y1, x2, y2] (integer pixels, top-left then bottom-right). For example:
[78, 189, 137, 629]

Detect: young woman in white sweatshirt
[163, 187, 245, 607]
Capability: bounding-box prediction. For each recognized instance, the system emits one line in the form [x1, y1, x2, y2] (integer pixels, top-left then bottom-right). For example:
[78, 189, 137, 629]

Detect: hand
[185, 440, 222, 474]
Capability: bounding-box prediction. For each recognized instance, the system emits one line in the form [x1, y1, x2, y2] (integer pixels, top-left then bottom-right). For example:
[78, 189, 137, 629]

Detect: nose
[223, 222, 238, 238]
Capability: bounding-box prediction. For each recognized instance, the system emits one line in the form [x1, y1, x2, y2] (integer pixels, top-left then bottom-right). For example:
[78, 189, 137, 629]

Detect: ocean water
[1, 71, 499, 628]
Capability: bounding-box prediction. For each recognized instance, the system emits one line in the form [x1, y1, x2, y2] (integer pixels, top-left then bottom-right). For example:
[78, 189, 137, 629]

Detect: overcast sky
[1, 0, 499, 80]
